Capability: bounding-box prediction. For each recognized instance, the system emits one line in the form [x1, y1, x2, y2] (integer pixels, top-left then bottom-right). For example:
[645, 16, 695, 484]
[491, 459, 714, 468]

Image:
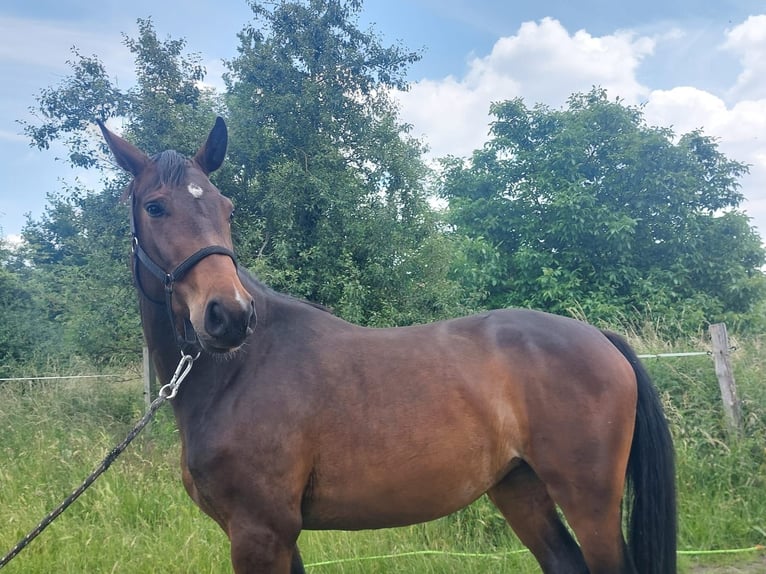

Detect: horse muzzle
[196, 295, 256, 354]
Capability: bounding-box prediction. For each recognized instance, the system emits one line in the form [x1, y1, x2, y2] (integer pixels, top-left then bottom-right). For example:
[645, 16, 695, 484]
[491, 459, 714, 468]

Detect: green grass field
[1, 333, 764, 573]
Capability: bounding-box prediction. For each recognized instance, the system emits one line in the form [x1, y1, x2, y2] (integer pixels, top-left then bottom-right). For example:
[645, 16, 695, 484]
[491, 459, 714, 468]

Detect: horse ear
[97, 120, 149, 177]
[193, 117, 228, 174]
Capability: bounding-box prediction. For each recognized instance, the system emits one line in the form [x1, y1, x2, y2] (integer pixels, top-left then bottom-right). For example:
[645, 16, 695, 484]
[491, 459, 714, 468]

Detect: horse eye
[145, 202, 165, 218]
[229, 208, 235, 223]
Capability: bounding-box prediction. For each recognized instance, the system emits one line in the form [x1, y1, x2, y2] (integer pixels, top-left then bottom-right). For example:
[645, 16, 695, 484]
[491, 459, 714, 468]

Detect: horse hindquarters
[486, 319, 648, 573]
[602, 331, 678, 574]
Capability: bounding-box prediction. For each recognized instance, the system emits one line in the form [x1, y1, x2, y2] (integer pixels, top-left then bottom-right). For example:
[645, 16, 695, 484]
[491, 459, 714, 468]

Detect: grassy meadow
[1, 332, 765, 573]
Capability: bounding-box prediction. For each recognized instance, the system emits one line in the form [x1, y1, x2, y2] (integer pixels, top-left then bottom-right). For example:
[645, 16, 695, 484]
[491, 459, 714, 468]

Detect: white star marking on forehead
[188, 183, 204, 198]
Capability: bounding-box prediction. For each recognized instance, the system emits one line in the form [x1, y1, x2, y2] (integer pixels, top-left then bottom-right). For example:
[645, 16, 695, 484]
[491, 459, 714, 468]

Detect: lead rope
[0, 351, 198, 570]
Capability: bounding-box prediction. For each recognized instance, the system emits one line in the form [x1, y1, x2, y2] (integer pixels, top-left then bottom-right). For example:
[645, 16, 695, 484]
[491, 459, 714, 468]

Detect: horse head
[99, 118, 255, 354]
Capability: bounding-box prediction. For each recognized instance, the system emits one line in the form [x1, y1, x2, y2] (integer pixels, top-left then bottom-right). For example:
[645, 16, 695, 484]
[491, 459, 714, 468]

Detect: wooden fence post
[709, 323, 742, 435]
[142, 345, 157, 410]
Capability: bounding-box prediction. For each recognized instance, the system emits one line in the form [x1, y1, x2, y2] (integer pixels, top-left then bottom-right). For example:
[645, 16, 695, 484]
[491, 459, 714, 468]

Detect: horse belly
[301, 437, 520, 530]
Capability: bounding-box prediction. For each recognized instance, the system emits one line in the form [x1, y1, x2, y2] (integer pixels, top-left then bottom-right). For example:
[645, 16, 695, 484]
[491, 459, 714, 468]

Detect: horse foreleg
[291, 544, 305, 574]
[229, 521, 301, 574]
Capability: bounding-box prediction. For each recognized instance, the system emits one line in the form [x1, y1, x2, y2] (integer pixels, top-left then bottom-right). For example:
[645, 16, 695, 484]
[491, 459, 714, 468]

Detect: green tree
[221, 0, 472, 324]
[0, 235, 61, 372]
[440, 88, 766, 334]
[20, 184, 141, 361]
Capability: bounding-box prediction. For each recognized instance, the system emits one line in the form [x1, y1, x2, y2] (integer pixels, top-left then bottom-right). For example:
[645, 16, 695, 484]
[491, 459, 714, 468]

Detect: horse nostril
[205, 300, 229, 339]
[204, 298, 255, 347]
[246, 299, 256, 335]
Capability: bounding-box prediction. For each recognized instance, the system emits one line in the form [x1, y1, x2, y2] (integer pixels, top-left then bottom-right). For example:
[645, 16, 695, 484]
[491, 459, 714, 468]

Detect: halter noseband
[130, 200, 237, 354]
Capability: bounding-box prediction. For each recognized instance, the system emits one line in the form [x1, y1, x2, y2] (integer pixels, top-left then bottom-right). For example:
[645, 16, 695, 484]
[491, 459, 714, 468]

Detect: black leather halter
[129, 196, 237, 353]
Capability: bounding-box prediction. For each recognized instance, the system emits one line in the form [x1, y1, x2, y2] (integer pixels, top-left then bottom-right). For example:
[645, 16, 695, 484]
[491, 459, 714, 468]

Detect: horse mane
[238, 267, 334, 315]
[151, 150, 189, 186]
[120, 149, 189, 202]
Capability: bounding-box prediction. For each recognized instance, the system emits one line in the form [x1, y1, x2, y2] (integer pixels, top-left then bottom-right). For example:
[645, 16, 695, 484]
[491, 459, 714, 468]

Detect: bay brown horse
[99, 118, 676, 574]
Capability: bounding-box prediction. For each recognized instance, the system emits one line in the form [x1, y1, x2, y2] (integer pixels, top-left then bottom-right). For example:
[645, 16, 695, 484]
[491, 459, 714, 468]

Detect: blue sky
[2, 0, 766, 240]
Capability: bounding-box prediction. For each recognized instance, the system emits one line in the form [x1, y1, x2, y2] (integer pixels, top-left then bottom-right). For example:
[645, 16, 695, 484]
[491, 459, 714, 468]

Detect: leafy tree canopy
[440, 88, 766, 334]
[220, 0, 470, 324]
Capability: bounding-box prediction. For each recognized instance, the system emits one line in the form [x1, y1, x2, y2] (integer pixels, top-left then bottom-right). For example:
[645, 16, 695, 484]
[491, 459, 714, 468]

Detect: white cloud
[198, 57, 229, 93]
[722, 14, 766, 100]
[643, 87, 727, 134]
[2, 233, 23, 250]
[397, 75, 506, 158]
[466, 18, 654, 106]
[644, 87, 766, 143]
[395, 17, 656, 160]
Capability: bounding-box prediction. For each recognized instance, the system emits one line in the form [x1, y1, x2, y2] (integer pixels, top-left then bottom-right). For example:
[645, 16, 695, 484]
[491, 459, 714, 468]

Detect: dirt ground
[688, 554, 766, 573]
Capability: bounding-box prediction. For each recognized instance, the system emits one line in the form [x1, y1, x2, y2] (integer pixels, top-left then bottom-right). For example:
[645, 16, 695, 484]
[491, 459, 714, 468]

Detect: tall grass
[631, 330, 766, 571]
[1, 334, 764, 573]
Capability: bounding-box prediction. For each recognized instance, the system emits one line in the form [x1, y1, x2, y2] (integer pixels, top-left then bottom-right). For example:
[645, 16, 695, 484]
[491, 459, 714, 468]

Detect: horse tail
[601, 330, 677, 574]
